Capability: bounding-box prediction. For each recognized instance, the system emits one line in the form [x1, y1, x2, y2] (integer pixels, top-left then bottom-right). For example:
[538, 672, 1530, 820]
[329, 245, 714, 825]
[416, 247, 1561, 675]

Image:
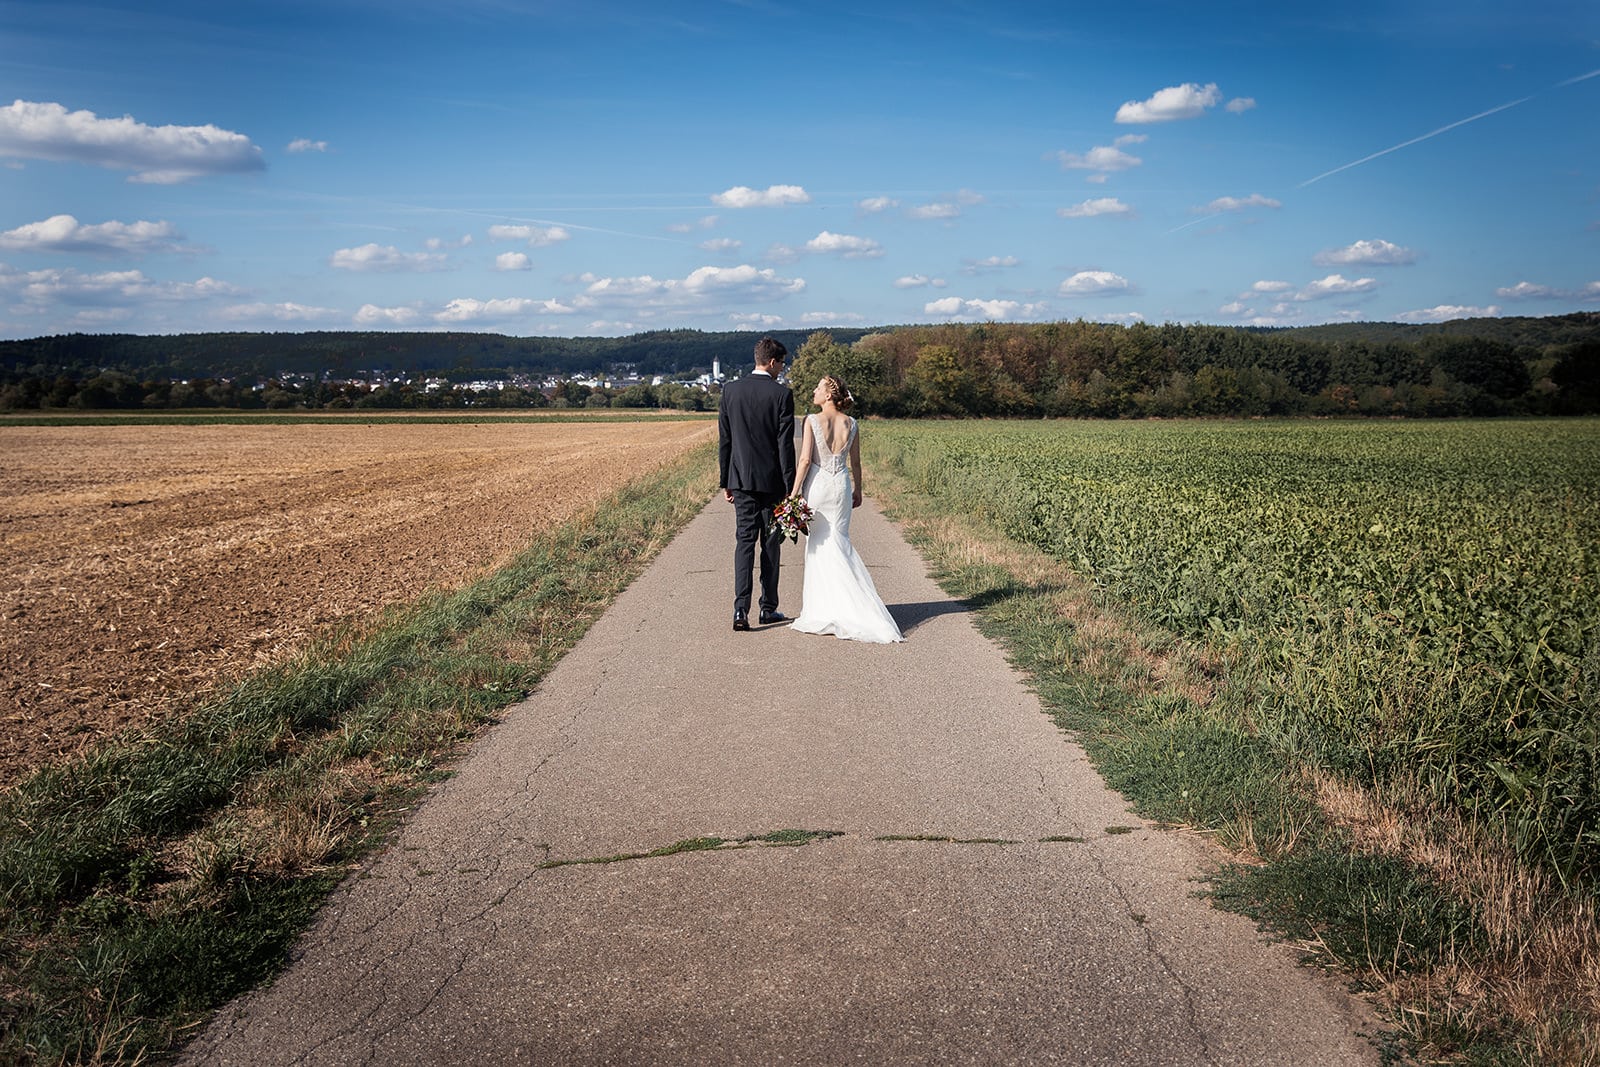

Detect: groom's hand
[724, 488, 735, 503]
[852, 488, 863, 508]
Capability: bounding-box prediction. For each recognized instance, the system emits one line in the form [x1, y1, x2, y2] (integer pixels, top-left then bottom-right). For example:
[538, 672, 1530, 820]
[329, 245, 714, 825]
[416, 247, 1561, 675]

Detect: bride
[787, 375, 904, 644]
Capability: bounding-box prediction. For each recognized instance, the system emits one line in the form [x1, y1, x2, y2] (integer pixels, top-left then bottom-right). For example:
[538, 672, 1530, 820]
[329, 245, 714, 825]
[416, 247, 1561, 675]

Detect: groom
[718, 336, 796, 631]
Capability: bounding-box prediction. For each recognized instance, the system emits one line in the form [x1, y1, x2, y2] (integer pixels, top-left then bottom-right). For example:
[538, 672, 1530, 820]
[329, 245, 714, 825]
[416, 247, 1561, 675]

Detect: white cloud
[893, 274, 946, 289]
[965, 255, 1020, 272]
[1250, 280, 1294, 294]
[858, 196, 900, 213]
[0, 265, 240, 306]
[0, 214, 188, 255]
[711, 184, 810, 208]
[1054, 144, 1142, 175]
[1226, 97, 1257, 114]
[924, 296, 1046, 321]
[908, 202, 961, 220]
[286, 138, 327, 153]
[729, 312, 784, 327]
[669, 216, 719, 234]
[435, 296, 574, 324]
[329, 244, 448, 272]
[575, 264, 805, 309]
[1115, 82, 1221, 124]
[1218, 301, 1250, 315]
[1059, 270, 1132, 296]
[425, 235, 473, 251]
[1197, 193, 1281, 214]
[494, 252, 532, 272]
[0, 100, 265, 183]
[804, 231, 884, 259]
[801, 311, 867, 324]
[1296, 273, 1377, 300]
[1314, 238, 1416, 266]
[765, 243, 801, 264]
[1058, 197, 1132, 219]
[700, 237, 742, 253]
[1494, 280, 1600, 300]
[1097, 312, 1146, 325]
[1396, 304, 1501, 323]
[487, 224, 569, 247]
[355, 304, 423, 326]
[1114, 133, 1148, 147]
[219, 301, 340, 322]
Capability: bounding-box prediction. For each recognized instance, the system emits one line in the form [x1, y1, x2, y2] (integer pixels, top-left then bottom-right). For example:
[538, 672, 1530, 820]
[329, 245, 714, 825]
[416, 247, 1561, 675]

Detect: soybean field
[869, 419, 1600, 886]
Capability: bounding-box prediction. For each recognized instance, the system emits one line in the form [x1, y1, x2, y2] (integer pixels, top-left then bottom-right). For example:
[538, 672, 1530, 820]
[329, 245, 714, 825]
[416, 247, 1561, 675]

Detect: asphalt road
[181, 495, 1377, 1065]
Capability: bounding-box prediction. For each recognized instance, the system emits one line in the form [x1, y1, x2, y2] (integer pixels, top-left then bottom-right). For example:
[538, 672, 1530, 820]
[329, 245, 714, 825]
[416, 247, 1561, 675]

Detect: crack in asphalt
[1081, 835, 1220, 1067]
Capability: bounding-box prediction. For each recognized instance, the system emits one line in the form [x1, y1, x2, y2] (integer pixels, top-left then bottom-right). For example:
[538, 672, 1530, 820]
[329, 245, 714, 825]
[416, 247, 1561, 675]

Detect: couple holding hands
[717, 337, 903, 645]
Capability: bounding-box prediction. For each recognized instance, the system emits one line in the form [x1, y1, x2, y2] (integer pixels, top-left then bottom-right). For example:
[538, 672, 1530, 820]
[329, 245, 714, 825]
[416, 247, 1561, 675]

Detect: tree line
[3, 314, 1597, 417]
[787, 316, 1599, 418]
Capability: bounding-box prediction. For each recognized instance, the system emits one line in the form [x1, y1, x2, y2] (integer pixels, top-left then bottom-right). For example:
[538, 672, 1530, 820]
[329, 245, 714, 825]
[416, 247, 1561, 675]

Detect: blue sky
[1, 0, 1596, 339]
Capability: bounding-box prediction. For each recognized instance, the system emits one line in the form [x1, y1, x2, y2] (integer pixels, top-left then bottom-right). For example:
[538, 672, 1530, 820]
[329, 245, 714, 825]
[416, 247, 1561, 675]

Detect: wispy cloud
[286, 138, 328, 153]
[893, 274, 946, 289]
[1496, 279, 1600, 299]
[1226, 97, 1256, 114]
[494, 251, 532, 271]
[964, 255, 1020, 273]
[1197, 193, 1281, 215]
[858, 196, 900, 214]
[908, 201, 962, 220]
[487, 224, 569, 247]
[219, 301, 340, 322]
[0, 100, 265, 183]
[1396, 304, 1501, 323]
[1053, 143, 1142, 180]
[1058, 197, 1133, 219]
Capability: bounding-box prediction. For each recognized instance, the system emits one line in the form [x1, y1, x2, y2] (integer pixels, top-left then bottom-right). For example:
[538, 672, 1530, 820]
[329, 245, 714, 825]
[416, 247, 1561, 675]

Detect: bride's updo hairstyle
[821, 374, 854, 412]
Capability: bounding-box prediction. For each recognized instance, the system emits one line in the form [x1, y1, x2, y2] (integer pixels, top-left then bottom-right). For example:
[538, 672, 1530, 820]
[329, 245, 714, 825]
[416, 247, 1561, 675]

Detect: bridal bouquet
[768, 494, 813, 543]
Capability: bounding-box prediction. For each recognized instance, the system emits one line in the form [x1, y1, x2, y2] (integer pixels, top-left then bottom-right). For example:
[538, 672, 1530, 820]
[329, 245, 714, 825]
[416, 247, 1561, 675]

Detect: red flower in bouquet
[768, 493, 813, 543]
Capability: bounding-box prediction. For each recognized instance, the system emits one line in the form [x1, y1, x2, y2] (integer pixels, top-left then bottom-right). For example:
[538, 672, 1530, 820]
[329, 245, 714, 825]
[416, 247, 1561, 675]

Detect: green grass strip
[538, 829, 844, 870]
[0, 443, 718, 1064]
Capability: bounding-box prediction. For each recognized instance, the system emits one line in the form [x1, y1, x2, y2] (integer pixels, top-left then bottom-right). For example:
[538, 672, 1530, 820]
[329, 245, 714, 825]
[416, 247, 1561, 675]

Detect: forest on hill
[2, 313, 1597, 417]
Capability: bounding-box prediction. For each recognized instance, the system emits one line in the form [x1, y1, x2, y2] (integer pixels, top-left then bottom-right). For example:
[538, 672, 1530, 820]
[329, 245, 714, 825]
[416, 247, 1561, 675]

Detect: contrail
[1298, 95, 1533, 187]
[1299, 67, 1600, 188]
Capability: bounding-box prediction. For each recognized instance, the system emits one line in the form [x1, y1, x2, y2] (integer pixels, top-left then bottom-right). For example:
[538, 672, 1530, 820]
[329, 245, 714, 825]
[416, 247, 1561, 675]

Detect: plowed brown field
[0, 416, 716, 787]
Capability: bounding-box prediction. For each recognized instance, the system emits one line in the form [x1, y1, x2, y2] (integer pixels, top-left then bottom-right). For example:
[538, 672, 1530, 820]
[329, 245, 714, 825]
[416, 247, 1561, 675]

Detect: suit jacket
[718, 371, 796, 496]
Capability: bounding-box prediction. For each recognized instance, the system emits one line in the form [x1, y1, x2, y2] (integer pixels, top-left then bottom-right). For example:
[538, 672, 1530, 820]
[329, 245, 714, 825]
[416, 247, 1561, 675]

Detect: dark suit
[718, 370, 796, 615]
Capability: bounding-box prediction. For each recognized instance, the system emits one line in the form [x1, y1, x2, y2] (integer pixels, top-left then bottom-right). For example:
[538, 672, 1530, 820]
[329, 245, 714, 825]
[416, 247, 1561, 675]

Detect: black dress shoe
[733, 610, 750, 631]
[758, 610, 787, 625]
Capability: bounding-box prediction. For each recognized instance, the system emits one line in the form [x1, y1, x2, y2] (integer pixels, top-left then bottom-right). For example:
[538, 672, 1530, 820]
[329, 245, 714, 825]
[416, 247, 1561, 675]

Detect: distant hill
[0, 327, 880, 382]
[1261, 312, 1600, 349]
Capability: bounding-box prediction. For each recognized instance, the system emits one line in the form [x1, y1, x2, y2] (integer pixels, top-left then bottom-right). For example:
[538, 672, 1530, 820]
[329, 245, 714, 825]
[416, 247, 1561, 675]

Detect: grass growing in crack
[863, 428, 1599, 1065]
[0, 443, 718, 1066]
[539, 830, 844, 869]
[874, 834, 1022, 845]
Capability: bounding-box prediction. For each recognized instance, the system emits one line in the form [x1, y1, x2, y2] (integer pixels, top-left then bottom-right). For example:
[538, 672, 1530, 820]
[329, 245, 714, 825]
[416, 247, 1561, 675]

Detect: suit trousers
[730, 489, 782, 614]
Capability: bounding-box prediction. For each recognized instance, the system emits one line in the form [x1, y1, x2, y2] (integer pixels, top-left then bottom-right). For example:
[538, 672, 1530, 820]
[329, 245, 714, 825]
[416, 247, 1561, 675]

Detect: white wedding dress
[789, 415, 905, 644]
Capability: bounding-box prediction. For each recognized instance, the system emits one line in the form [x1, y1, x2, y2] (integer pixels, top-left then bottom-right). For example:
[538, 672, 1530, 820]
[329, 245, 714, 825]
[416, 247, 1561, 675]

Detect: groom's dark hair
[753, 337, 787, 367]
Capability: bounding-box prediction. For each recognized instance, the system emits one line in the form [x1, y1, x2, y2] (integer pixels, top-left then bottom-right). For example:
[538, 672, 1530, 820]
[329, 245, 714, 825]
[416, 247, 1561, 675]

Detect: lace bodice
[809, 414, 855, 475]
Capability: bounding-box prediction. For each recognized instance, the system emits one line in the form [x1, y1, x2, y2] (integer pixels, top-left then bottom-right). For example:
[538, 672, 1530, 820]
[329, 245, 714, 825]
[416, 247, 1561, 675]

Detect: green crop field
[869, 418, 1600, 886]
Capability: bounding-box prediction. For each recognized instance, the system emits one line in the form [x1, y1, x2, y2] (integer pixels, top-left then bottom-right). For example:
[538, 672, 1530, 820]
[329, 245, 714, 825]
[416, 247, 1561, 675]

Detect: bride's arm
[849, 427, 864, 508]
[790, 419, 814, 498]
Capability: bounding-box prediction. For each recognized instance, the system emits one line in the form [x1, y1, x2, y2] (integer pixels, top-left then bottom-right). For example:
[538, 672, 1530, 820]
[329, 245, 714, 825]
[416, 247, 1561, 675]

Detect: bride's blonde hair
[820, 374, 854, 412]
